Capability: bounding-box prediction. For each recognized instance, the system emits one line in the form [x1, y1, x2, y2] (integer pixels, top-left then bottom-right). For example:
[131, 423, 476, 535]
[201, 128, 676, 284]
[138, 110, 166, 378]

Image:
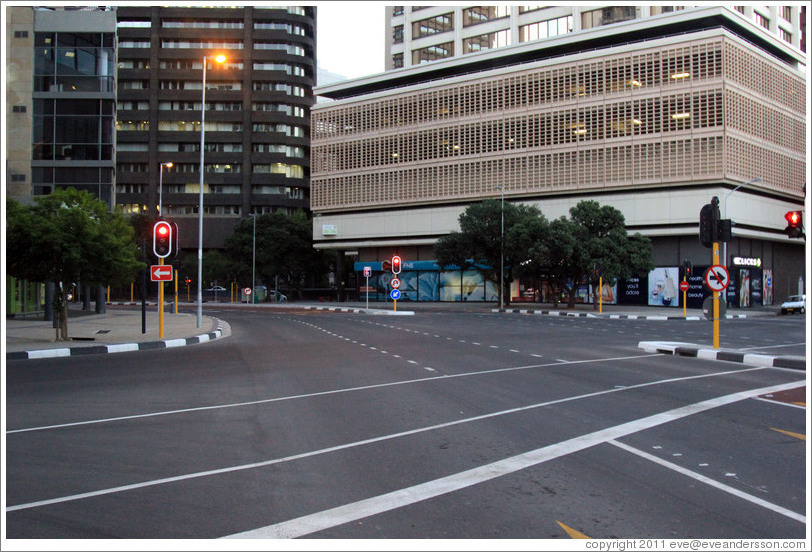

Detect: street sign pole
[682, 277, 687, 318]
[158, 257, 165, 339]
[712, 242, 720, 349]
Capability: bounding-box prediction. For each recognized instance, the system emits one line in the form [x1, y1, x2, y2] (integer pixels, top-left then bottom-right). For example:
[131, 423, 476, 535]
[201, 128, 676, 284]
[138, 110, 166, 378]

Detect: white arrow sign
[150, 265, 173, 281]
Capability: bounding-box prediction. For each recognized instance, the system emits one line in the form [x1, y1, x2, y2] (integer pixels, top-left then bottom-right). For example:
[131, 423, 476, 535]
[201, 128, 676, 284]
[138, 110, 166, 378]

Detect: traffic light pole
[158, 257, 165, 339]
[712, 241, 720, 349]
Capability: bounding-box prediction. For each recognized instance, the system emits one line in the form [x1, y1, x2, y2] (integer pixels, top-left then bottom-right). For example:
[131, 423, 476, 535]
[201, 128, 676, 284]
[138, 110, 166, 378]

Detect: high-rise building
[312, 5, 807, 306]
[114, 5, 316, 249]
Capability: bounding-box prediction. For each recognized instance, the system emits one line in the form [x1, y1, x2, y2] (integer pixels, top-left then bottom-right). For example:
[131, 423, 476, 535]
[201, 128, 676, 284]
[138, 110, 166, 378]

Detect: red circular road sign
[243, 287, 252, 295]
[390, 278, 401, 289]
[704, 265, 730, 292]
[679, 280, 689, 292]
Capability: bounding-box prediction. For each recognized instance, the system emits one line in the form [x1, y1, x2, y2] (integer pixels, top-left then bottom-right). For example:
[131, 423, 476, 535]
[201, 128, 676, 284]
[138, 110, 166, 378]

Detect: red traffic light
[784, 211, 803, 239]
[153, 220, 173, 258]
[391, 255, 402, 274]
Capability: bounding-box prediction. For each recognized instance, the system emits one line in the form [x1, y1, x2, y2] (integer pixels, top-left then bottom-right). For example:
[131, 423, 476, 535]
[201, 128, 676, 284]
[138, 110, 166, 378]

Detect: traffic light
[784, 211, 804, 239]
[699, 197, 720, 248]
[153, 220, 173, 258]
[391, 255, 402, 274]
[682, 259, 693, 278]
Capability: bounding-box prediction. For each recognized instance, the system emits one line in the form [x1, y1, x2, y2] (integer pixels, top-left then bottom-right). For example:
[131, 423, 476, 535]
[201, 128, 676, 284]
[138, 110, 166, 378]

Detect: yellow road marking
[557, 521, 591, 539]
[770, 427, 806, 441]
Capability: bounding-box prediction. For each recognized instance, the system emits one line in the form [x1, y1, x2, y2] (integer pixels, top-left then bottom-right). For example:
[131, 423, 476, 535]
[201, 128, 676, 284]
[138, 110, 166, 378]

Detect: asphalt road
[4, 309, 807, 541]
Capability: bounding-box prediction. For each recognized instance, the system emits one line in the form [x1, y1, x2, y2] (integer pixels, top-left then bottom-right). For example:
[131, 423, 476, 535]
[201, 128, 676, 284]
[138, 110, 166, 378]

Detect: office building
[115, 5, 316, 249]
[311, 6, 807, 307]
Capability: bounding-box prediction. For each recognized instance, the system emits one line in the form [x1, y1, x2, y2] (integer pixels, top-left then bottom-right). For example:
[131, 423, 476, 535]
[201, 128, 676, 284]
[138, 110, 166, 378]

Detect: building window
[392, 52, 404, 69]
[412, 13, 453, 38]
[519, 16, 573, 42]
[412, 42, 453, 64]
[581, 7, 637, 29]
[464, 30, 510, 54]
[392, 6, 404, 16]
[393, 25, 404, 44]
[754, 13, 769, 29]
[463, 6, 509, 27]
[780, 28, 792, 43]
[11, 174, 27, 182]
[13, 105, 27, 113]
[780, 6, 792, 20]
[14, 30, 29, 38]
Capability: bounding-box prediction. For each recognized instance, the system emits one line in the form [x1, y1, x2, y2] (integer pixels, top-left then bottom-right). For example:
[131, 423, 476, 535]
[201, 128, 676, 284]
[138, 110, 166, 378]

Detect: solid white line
[8, 368, 794, 513]
[608, 440, 805, 523]
[7, 353, 666, 435]
[224, 381, 804, 538]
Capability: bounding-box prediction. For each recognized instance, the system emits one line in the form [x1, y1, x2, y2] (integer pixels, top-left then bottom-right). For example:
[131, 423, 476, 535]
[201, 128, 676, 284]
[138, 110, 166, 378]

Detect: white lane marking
[8, 373, 798, 514]
[754, 397, 806, 410]
[8, 353, 669, 435]
[224, 381, 805, 538]
[610, 440, 805, 524]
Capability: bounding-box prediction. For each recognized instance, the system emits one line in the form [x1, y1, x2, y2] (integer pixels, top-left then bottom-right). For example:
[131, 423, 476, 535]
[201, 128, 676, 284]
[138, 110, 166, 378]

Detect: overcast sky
[316, 2, 387, 79]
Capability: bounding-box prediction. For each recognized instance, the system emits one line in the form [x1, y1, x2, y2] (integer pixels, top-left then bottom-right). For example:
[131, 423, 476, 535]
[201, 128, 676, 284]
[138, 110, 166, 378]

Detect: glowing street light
[197, 54, 226, 328]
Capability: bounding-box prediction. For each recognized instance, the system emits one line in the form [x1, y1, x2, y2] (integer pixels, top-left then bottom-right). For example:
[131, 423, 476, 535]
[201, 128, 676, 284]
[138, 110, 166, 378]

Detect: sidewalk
[5, 306, 227, 360]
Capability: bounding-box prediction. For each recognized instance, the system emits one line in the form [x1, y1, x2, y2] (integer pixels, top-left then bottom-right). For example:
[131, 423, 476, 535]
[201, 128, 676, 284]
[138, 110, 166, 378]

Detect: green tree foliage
[435, 199, 655, 308]
[6, 189, 143, 340]
[222, 210, 327, 299]
[434, 199, 543, 305]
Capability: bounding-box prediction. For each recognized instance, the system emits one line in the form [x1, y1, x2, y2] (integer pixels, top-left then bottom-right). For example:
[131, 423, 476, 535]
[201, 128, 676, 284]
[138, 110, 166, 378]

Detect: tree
[434, 199, 542, 306]
[222, 210, 328, 299]
[538, 200, 655, 309]
[6, 189, 143, 340]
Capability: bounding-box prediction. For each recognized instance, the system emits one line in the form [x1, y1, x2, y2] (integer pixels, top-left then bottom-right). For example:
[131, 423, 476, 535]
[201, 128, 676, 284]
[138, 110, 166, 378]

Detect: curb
[638, 341, 806, 370]
[494, 309, 750, 320]
[6, 319, 226, 361]
[493, 309, 596, 317]
[302, 306, 415, 316]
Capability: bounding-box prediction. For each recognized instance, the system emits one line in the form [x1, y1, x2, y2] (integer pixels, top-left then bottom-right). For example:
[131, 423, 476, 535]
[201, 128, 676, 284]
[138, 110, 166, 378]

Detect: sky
[315, 2, 387, 80]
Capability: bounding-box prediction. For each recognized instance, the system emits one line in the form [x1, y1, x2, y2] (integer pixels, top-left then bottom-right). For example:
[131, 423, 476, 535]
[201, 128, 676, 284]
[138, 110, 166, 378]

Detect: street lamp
[494, 184, 505, 309]
[158, 161, 173, 216]
[249, 213, 259, 304]
[722, 177, 762, 266]
[197, 54, 226, 328]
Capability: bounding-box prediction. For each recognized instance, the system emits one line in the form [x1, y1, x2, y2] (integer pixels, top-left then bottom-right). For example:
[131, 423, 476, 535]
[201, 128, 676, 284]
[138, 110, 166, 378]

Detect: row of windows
[316, 40, 735, 138]
[117, 163, 306, 176]
[120, 61, 311, 77]
[252, 103, 306, 117]
[312, 137, 728, 210]
[117, 184, 306, 198]
[313, 92, 725, 172]
[117, 120, 308, 136]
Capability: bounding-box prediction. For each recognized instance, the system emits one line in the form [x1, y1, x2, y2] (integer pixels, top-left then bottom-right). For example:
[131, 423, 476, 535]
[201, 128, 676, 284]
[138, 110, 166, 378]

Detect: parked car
[780, 294, 805, 314]
[268, 290, 288, 303]
[205, 285, 226, 292]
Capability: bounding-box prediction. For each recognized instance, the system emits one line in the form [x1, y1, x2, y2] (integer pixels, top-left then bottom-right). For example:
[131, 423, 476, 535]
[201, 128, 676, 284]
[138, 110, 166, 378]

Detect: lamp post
[494, 184, 505, 309]
[722, 177, 762, 267]
[196, 54, 225, 328]
[249, 213, 258, 304]
[158, 161, 173, 216]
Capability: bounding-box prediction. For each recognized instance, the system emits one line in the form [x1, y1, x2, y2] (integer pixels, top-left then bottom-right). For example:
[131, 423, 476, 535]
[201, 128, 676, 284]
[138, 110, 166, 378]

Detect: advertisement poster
[763, 269, 773, 305]
[648, 267, 679, 307]
[618, 275, 646, 305]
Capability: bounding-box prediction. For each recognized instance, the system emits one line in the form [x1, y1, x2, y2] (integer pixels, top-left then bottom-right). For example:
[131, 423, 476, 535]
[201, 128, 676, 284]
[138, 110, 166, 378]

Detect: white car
[780, 294, 805, 315]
